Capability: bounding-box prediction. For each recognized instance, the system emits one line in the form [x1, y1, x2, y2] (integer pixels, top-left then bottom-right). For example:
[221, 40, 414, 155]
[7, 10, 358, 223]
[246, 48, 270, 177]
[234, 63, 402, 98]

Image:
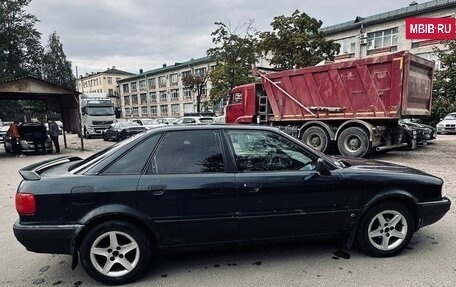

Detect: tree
[0, 0, 43, 81]
[430, 40, 456, 125]
[42, 31, 76, 90]
[182, 70, 209, 113]
[206, 21, 259, 106]
[259, 10, 340, 69]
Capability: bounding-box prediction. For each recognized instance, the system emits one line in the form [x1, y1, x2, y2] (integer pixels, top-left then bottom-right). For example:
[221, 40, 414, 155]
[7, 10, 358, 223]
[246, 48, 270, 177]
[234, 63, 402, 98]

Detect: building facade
[118, 57, 215, 119]
[76, 67, 135, 96]
[321, 0, 456, 70]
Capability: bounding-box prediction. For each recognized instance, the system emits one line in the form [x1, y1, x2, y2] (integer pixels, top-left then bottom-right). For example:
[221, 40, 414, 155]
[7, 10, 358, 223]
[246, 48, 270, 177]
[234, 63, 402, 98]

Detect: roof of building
[321, 0, 456, 35]
[80, 67, 135, 80]
[118, 56, 213, 83]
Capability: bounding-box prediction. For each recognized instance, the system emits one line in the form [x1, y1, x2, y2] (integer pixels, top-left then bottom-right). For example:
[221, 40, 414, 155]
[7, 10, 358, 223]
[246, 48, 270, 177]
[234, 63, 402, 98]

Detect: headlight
[437, 123, 443, 127]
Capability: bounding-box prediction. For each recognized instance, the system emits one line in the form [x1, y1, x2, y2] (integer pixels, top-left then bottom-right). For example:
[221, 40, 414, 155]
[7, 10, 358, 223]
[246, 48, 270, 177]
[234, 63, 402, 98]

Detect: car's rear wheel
[80, 221, 150, 285]
[357, 202, 414, 257]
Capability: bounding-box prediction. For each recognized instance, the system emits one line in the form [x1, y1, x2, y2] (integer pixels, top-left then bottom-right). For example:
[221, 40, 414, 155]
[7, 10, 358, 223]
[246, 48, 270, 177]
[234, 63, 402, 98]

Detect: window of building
[367, 28, 398, 50]
[125, 107, 131, 116]
[122, 84, 129, 93]
[116, 77, 120, 83]
[124, 95, 131, 106]
[171, 104, 180, 116]
[160, 91, 168, 102]
[132, 95, 139, 105]
[107, 77, 112, 84]
[132, 107, 139, 115]
[182, 70, 191, 78]
[200, 84, 207, 100]
[140, 93, 147, 105]
[171, 89, 180, 101]
[148, 78, 156, 89]
[160, 105, 168, 116]
[131, 82, 137, 92]
[150, 106, 158, 116]
[195, 67, 207, 77]
[183, 103, 193, 113]
[148, 130, 224, 174]
[150, 92, 157, 103]
[141, 106, 148, 115]
[139, 80, 146, 91]
[159, 76, 167, 87]
[336, 37, 356, 55]
[170, 73, 178, 85]
[183, 87, 192, 100]
[108, 88, 114, 95]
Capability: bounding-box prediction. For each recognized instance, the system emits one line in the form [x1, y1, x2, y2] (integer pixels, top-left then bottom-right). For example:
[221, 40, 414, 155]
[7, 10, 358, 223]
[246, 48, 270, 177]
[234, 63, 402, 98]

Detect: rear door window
[148, 130, 225, 174]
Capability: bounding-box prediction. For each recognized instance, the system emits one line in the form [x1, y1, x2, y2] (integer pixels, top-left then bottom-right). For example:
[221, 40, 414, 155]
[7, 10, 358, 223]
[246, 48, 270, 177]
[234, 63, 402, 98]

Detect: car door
[224, 129, 350, 240]
[136, 129, 238, 245]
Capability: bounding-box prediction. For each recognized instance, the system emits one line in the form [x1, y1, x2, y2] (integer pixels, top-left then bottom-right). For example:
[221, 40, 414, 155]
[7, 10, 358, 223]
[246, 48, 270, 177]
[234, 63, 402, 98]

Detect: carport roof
[0, 76, 80, 99]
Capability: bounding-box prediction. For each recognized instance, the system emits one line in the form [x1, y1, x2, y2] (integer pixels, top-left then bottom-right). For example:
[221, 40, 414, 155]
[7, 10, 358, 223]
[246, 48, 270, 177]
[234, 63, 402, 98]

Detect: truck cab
[226, 83, 258, 124]
[80, 97, 116, 138]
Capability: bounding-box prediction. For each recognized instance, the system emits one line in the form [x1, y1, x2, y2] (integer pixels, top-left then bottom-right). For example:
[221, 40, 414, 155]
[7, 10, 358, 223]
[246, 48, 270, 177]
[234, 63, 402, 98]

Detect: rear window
[199, 117, 213, 123]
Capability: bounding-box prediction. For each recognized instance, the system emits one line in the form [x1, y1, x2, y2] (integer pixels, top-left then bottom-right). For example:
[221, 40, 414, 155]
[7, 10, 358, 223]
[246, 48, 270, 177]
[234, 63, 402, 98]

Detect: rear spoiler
[19, 156, 83, 181]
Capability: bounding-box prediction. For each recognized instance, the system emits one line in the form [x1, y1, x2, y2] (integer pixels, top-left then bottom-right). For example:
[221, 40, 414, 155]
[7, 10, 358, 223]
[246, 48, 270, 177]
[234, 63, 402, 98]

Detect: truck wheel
[83, 128, 91, 139]
[80, 221, 150, 285]
[301, 126, 329, 153]
[357, 202, 414, 257]
[337, 127, 371, 157]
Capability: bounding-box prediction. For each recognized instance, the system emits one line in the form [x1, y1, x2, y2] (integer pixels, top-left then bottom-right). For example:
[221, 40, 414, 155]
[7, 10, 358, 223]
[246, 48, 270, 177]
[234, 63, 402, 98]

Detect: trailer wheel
[301, 126, 329, 153]
[337, 127, 371, 157]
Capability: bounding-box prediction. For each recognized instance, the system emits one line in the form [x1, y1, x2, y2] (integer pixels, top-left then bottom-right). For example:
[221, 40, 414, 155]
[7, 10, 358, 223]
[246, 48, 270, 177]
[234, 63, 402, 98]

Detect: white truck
[80, 93, 116, 138]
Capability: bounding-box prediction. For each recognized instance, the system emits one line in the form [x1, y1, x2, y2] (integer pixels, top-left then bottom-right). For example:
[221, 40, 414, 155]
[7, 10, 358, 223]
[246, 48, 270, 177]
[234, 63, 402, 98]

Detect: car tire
[301, 126, 330, 153]
[337, 127, 371, 158]
[357, 202, 414, 257]
[116, 133, 121, 142]
[80, 221, 150, 285]
[103, 135, 108, 141]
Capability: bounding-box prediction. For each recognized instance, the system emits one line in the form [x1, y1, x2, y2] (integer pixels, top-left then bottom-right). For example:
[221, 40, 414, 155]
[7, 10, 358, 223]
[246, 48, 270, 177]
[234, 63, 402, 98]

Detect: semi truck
[225, 51, 434, 157]
[80, 93, 116, 138]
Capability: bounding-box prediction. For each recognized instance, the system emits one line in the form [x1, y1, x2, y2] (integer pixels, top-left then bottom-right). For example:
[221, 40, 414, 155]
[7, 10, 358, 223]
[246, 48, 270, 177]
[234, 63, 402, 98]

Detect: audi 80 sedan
[13, 125, 450, 285]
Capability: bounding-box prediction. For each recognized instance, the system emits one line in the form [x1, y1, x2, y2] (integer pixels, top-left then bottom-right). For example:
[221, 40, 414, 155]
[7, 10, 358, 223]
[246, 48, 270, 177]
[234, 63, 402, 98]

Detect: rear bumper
[13, 220, 83, 255]
[418, 197, 451, 228]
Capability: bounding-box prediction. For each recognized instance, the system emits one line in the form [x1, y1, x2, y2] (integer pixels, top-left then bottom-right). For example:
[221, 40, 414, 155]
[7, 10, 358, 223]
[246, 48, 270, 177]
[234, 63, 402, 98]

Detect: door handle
[243, 183, 261, 193]
[148, 185, 166, 196]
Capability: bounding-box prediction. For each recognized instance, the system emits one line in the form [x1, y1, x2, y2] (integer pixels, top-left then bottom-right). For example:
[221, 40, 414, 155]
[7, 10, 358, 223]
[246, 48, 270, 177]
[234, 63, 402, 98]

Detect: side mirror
[316, 158, 331, 176]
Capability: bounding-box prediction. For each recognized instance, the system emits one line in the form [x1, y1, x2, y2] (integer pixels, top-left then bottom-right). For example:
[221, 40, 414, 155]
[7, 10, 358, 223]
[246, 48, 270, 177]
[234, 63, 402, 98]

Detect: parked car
[156, 117, 177, 125]
[13, 125, 450, 284]
[183, 112, 216, 117]
[130, 118, 165, 130]
[212, 115, 226, 124]
[399, 119, 436, 144]
[4, 122, 52, 154]
[436, 112, 456, 134]
[175, 116, 214, 125]
[0, 121, 12, 143]
[102, 122, 146, 141]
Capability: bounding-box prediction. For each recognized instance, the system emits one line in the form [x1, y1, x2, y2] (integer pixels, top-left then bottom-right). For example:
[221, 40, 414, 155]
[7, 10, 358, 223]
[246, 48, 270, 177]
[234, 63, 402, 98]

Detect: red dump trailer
[225, 51, 434, 157]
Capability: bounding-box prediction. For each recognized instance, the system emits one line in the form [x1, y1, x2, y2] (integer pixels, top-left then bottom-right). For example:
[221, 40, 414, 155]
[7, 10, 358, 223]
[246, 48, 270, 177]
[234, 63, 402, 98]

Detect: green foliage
[42, 31, 76, 90]
[431, 41, 456, 126]
[207, 21, 258, 105]
[0, 0, 43, 81]
[182, 72, 209, 113]
[259, 10, 340, 69]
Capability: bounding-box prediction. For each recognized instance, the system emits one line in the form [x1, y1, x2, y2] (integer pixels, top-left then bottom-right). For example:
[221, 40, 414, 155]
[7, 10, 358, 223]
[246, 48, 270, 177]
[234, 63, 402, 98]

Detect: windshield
[86, 106, 115, 116]
[444, 114, 456, 120]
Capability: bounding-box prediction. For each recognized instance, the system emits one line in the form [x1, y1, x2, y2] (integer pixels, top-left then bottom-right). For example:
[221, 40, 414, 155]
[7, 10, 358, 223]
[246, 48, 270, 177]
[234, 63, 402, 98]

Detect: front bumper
[13, 220, 83, 255]
[417, 197, 451, 228]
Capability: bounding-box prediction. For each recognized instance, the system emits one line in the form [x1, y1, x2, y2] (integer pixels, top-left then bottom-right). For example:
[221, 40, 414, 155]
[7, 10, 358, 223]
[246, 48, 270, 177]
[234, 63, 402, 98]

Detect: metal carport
[0, 76, 83, 150]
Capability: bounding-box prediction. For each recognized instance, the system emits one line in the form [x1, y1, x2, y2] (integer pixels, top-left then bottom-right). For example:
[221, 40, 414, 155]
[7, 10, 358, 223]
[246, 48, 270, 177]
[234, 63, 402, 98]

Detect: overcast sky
[27, 0, 419, 76]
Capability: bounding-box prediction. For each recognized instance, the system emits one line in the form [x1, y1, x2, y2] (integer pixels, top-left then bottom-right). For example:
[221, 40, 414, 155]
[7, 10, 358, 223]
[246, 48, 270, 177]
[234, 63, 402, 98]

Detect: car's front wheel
[357, 202, 414, 257]
[80, 221, 150, 285]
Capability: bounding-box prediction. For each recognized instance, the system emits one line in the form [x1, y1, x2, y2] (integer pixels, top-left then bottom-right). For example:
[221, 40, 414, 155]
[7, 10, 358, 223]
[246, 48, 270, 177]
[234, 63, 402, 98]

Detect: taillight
[15, 193, 36, 215]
